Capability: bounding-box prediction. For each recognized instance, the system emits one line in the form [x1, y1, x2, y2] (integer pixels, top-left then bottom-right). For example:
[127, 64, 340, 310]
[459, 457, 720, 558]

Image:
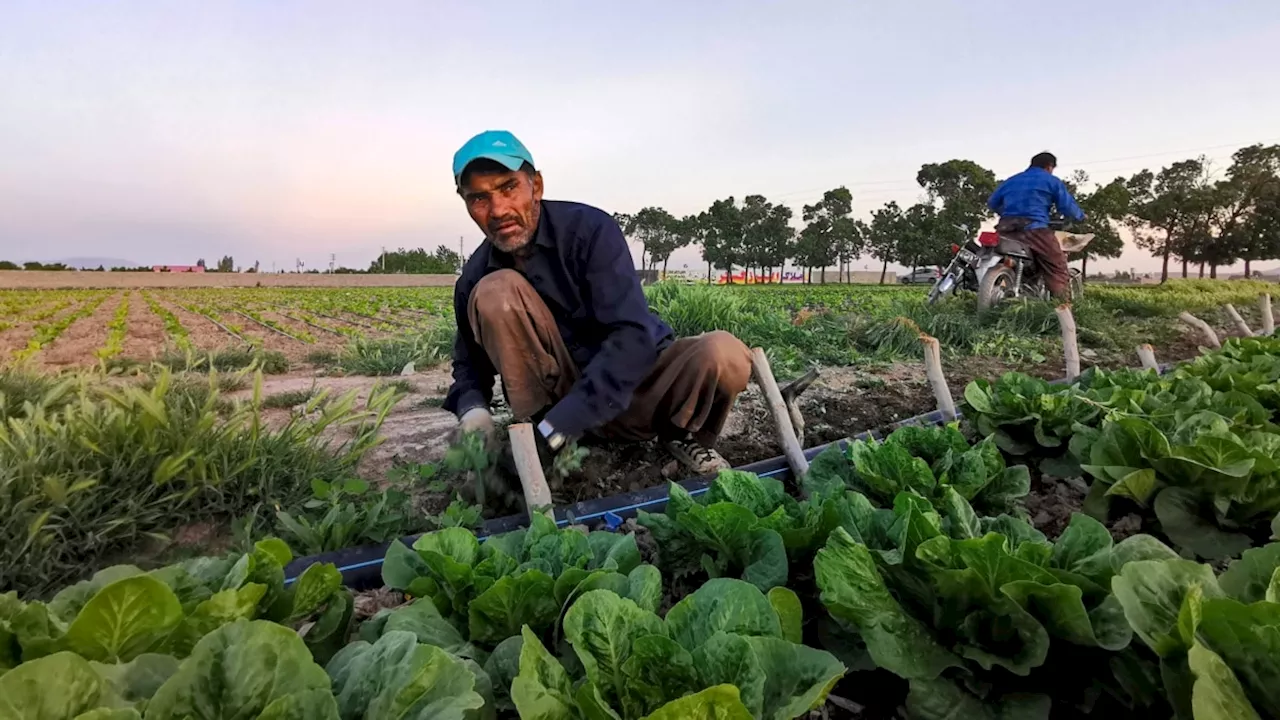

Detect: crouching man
[442, 130, 752, 476]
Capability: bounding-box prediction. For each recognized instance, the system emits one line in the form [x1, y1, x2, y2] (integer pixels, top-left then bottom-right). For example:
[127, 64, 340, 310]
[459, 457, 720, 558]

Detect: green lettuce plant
[511, 579, 844, 720]
[0, 538, 349, 680]
[637, 474, 791, 592]
[1111, 536, 1280, 719]
[803, 424, 1032, 516]
[963, 372, 1100, 456]
[380, 515, 657, 651]
[814, 490, 1142, 718]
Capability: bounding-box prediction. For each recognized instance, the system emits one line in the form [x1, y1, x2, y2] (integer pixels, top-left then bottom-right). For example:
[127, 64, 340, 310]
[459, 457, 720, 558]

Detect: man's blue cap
[452, 130, 535, 186]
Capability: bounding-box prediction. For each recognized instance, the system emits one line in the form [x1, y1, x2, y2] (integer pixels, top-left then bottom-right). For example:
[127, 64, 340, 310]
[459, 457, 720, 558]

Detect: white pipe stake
[1056, 304, 1081, 381]
[1178, 312, 1222, 349]
[750, 347, 809, 482]
[919, 335, 956, 420]
[1136, 344, 1159, 371]
[1225, 304, 1253, 337]
[508, 423, 554, 520]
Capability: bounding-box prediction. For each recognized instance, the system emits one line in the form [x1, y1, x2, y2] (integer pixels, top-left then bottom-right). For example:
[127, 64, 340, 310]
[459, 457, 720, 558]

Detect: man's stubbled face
[460, 168, 544, 253]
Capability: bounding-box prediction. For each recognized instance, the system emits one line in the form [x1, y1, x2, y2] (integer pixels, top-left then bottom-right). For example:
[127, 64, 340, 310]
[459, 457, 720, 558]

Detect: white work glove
[456, 407, 496, 445]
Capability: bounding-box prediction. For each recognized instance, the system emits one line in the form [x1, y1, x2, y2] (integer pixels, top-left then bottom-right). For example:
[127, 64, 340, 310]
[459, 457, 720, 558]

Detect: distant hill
[57, 257, 142, 270]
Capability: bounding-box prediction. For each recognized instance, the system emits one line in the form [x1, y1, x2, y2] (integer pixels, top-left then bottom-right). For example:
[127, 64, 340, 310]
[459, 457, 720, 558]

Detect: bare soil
[38, 291, 120, 370]
[153, 297, 246, 351]
[119, 291, 169, 361]
[230, 318, 1230, 525]
[260, 309, 349, 357]
[0, 299, 89, 360]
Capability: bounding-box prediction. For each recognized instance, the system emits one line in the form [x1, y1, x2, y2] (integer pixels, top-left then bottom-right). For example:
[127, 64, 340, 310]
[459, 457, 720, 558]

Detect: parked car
[899, 267, 941, 285]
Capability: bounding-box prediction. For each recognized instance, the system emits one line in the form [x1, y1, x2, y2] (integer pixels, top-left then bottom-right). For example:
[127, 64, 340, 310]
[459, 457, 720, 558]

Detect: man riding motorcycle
[986, 152, 1085, 301]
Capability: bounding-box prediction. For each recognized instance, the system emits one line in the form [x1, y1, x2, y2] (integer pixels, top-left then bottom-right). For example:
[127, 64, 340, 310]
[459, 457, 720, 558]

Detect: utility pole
[329, 253, 336, 274]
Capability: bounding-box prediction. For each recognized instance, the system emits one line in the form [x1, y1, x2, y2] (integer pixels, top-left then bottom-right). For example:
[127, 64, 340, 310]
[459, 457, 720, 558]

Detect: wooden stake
[1260, 294, 1275, 335]
[1224, 304, 1253, 337]
[1178, 312, 1221, 349]
[919, 335, 955, 420]
[507, 423, 553, 520]
[780, 368, 819, 448]
[1136, 344, 1159, 371]
[1055, 304, 1081, 381]
[750, 348, 809, 482]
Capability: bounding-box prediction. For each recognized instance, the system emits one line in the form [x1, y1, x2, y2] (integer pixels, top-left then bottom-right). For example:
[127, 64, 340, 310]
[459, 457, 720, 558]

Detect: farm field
[6, 314, 1280, 718]
[2, 280, 1272, 372]
[1, 280, 1276, 594]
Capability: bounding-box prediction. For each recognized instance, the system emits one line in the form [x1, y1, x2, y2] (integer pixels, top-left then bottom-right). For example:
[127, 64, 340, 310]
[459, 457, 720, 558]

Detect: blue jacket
[444, 200, 674, 438]
[987, 167, 1085, 229]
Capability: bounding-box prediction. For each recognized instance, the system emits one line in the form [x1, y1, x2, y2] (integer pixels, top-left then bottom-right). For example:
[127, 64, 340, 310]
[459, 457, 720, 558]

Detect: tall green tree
[699, 198, 745, 283]
[740, 195, 794, 282]
[898, 203, 951, 271]
[1065, 170, 1130, 281]
[867, 201, 906, 284]
[1212, 143, 1280, 278]
[216, 256, 233, 273]
[797, 187, 862, 283]
[916, 159, 998, 248]
[625, 207, 681, 272]
[1124, 158, 1210, 283]
[647, 211, 695, 276]
[668, 215, 703, 278]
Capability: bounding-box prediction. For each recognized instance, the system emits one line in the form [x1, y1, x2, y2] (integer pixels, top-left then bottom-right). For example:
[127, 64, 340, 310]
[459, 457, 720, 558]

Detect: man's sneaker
[665, 436, 731, 475]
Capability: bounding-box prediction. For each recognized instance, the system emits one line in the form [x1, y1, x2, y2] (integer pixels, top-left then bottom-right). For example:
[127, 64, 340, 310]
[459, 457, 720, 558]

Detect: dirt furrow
[0, 299, 90, 362]
[38, 292, 123, 369]
[120, 291, 168, 360]
[153, 298, 247, 352]
[258, 309, 348, 355]
[226, 314, 312, 363]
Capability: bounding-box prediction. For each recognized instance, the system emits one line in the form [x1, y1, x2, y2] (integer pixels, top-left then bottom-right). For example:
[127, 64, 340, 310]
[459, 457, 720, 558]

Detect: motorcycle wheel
[977, 265, 1015, 313]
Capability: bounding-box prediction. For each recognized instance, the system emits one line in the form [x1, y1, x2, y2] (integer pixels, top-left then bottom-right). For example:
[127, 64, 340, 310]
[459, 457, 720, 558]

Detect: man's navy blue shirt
[443, 200, 675, 437]
[987, 167, 1085, 229]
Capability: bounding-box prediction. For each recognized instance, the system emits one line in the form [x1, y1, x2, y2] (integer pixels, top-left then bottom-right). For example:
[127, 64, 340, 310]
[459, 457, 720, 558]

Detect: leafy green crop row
[965, 334, 1280, 561]
[95, 292, 131, 360]
[12, 292, 111, 361]
[0, 514, 846, 719]
[636, 426, 1280, 718]
[140, 293, 192, 351]
[8, 444, 1279, 718]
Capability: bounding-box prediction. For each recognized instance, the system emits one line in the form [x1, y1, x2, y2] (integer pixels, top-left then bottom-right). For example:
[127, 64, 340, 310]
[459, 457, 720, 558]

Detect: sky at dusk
[2, 1, 1279, 274]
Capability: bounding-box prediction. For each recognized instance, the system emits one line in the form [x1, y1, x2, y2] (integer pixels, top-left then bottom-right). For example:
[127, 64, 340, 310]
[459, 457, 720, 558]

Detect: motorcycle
[927, 223, 1094, 311]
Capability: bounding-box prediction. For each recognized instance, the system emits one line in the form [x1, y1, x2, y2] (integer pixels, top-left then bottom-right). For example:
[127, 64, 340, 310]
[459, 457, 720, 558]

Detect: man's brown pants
[468, 270, 752, 446]
[1000, 225, 1070, 299]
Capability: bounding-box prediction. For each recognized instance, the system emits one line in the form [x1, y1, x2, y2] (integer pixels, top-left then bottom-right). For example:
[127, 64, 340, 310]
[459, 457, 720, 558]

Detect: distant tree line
[0, 246, 466, 275]
[614, 143, 1280, 284]
[5, 145, 1276, 285]
[369, 246, 462, 274]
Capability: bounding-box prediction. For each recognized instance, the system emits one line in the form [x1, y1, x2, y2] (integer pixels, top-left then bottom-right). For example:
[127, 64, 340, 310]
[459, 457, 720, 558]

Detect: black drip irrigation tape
[282, 362, 1176, 589]
[282, 407, 959, 589]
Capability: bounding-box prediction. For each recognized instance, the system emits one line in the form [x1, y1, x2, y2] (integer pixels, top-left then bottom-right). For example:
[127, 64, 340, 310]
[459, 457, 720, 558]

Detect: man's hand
[455, 407, 496, 447]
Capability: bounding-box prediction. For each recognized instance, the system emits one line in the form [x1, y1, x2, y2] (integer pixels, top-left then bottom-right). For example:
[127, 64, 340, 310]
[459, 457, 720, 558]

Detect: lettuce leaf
[147, 620, 339, 720]
[326, 629, 484, 720]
